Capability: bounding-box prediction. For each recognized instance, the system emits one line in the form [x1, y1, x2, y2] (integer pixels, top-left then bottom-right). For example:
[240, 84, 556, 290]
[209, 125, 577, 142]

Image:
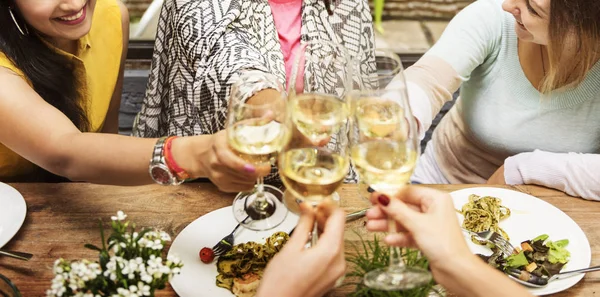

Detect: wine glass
[349, 50, 433, 290]
[227, 72, 292, 231]
[278, 133, 350, 247]
[279, 39, 352, 240]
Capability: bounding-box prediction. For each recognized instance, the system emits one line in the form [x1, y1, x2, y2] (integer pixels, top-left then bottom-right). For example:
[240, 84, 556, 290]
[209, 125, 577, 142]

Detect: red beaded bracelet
[163, 136, 191, 181]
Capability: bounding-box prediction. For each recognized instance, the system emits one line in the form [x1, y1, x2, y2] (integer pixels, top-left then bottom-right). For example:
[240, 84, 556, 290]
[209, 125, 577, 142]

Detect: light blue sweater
[409, 0, 600, 199]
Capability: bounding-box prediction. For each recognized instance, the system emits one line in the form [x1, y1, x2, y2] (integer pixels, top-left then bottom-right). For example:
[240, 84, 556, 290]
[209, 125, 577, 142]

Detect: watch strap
[149, 137, 183, 186]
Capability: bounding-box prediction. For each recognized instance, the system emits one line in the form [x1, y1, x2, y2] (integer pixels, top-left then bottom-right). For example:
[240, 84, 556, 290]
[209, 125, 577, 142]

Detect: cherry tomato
[199, 247, 215, 264]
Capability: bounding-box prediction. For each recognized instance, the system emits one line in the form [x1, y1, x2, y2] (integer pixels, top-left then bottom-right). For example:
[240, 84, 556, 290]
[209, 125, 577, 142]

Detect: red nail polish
[378, 195, 390, 206]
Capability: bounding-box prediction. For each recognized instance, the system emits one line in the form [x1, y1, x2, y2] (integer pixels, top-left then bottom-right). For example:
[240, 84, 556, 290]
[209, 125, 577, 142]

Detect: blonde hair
[540, 0, 600, 93]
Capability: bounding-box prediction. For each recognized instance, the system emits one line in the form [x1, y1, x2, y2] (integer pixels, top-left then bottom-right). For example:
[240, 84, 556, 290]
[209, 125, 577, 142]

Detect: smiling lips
[55, 3, 87, 25]
[516, 19, 527, 30]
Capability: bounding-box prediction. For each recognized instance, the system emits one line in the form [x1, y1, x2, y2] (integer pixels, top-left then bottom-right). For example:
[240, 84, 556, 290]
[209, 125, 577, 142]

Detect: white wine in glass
[229, 121, 289, 166]
[349, 49, 432, 291]
[279, 147, 349, 205]
[290, 93, 348, 144]
[227, 73, 292, 231]
[351, 140, 418, 195]
[281, 39, 352, 216]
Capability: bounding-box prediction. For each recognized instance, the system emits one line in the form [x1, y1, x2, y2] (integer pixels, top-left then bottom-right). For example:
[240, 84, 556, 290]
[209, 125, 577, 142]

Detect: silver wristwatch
[148, 137, 183, 185]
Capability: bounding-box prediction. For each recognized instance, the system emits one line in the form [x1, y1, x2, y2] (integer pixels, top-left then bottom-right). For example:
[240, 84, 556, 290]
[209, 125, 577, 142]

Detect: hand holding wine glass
[349, 49, 432, 290]
[279, 39, 352, 242]
[227, 72, 292, 231]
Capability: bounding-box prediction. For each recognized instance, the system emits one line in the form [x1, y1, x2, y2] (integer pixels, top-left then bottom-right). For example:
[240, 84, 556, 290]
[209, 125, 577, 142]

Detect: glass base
[283, 191, 340, 215]
[232, 185, 288, 231]
[363, 266, 432, 291]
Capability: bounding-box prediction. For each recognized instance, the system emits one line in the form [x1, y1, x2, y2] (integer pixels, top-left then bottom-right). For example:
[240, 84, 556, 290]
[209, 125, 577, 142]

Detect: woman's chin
[514, 24, 534, 41]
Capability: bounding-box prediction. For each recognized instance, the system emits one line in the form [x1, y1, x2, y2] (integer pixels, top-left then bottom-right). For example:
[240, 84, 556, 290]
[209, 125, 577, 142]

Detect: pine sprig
[345, 233, 439, 297]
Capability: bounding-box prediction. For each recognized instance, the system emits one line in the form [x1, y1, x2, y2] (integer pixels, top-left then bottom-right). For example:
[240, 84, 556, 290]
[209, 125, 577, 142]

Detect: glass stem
[311, 221, 319, 247]
[253, 177, 268, 211]
[256, 177, 265, 197]
[388, 219, 406, 270]
[310, 203, 319, 247]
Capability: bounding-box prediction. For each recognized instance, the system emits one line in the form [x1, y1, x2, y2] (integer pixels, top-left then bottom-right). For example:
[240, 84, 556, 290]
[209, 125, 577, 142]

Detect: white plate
[451, 187, 591, 296]
[168, 206, 299, 297]
[0, 182, 27, 248]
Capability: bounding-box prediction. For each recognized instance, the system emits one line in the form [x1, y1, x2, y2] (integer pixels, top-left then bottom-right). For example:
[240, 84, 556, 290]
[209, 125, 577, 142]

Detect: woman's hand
[487, 165, 506, 184]
[365, 187, 474, 282]
[172, 131, 271, 192]
[366, 186, 533, 297]
[256, 202, 346, 297]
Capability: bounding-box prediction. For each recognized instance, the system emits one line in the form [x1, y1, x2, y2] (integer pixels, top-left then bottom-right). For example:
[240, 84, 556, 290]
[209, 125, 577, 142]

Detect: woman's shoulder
[93, 0, 126, 30]
[0, 52, 27, 81]
[94, 0, 123, 14]
[88, 0, 127, 50]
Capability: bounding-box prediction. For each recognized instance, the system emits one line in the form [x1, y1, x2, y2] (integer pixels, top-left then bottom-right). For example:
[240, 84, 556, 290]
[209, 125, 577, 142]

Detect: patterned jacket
[133, 0, 375, 137]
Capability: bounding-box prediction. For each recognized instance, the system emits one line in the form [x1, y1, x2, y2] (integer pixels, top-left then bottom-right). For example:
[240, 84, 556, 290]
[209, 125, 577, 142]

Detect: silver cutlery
[288, 208, 368, 237]
[346, 208, 368, 222]
[507, 265, 600, 287]
[0, 249, 33, 261]
[462, 229, 515, 256]
[212, 217, 250, 257]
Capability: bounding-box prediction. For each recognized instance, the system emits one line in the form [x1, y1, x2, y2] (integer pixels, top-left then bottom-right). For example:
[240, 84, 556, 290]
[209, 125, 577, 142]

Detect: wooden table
[1, 183, 599, 296]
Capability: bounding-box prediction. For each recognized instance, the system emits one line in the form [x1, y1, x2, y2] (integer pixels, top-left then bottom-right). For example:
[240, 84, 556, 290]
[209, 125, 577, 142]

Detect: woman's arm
[504, 150, 600, 200]
[403, 0, 504, 138]
[0, 68, 269, 188]
[102, 1, 129, 134]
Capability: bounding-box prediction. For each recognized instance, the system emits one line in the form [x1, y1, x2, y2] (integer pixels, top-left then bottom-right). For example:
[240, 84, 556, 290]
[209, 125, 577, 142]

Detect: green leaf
[532, 234, 549, 242]
[546, 239, 570, 264]
[98, 219, 107, 251]
[84, 244, 103, 252]
[506, 251, 529, 268]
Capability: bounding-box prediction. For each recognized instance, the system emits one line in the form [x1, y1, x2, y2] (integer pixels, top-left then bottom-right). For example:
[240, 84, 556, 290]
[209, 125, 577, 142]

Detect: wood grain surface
[1, 183, 598, 296]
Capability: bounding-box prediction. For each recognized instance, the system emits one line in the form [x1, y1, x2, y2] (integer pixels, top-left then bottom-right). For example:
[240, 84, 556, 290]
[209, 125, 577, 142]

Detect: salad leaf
[532, 234, 549, 242]
[546, 239, 570, 264]
[506, 251, 529, 268]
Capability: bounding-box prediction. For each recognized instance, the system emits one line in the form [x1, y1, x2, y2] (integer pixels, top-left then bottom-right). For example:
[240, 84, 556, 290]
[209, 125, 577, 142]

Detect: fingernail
[244, 164, 256, 173]
[377, 194, 390, 206]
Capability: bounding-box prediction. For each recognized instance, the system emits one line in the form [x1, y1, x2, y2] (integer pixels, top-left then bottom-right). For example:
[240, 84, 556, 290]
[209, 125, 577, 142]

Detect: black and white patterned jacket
[133, 0, 375, 137]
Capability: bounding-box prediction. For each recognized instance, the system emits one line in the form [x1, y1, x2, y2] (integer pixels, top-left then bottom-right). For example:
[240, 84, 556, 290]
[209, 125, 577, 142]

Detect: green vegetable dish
[216, 232, 289, 297]
[480, 234, 570, 286]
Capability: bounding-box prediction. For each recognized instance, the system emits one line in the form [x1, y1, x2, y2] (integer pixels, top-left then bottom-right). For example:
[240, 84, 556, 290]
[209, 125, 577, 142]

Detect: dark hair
[0, 0, 90, 131]
[323, 0, 334, 15]
[542, 0, 600, 92]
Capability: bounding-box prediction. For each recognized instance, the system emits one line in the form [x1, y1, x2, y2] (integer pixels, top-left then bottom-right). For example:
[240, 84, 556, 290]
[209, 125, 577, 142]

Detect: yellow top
[0, 0, 123, 181]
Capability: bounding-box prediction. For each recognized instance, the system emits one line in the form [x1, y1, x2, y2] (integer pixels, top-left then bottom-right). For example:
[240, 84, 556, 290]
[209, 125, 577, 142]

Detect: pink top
[268, 0, 303, 94]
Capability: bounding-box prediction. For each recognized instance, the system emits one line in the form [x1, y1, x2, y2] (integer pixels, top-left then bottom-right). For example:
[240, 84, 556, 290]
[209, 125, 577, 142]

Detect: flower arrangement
[47, 211, 183, 297]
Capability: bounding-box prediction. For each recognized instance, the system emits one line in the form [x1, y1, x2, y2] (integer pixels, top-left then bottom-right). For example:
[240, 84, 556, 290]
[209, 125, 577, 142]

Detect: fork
[463, 229, 515, 256]
[507, 264, 600, 287]
[212, 216, 251, 257]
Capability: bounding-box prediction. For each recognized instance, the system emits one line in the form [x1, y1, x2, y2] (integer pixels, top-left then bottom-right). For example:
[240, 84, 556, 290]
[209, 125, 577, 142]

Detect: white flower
[141, 273, 153, 284]
[111, 210, 127, 221]
[159, 231, 171, 242]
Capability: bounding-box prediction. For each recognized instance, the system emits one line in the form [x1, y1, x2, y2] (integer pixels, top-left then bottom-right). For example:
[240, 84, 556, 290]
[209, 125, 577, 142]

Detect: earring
[8, 8, 29, 36]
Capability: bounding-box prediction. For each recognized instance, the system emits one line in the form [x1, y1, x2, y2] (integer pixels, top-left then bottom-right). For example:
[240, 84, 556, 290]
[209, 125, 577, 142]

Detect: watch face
[150, 165, 172, 185]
